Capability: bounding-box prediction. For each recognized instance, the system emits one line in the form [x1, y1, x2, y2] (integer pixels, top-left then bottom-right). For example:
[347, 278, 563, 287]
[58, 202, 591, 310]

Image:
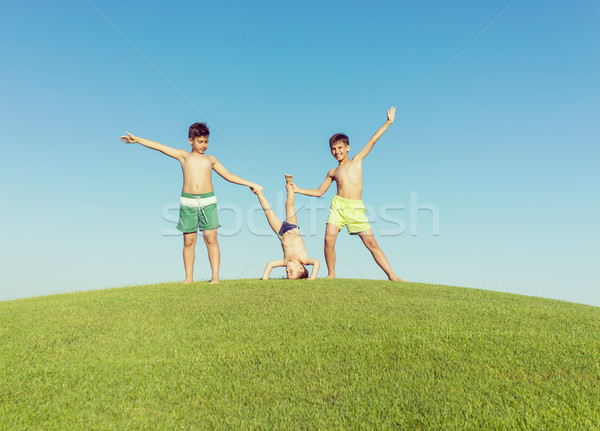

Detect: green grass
[1, 280, 599, 430]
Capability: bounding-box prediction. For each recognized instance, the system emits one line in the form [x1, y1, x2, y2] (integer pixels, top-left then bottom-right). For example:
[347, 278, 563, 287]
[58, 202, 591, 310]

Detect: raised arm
[262, 260, 285, 280]
[120, 132, 186, 161]
[353, 106, 396, 162]
[210, 156, 259, 190]
[293, 171, 334, 197]
[301, 258, 320, 280]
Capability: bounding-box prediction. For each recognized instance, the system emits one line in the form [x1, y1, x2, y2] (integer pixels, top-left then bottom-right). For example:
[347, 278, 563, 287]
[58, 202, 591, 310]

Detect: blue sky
[1, 1, 599, 306]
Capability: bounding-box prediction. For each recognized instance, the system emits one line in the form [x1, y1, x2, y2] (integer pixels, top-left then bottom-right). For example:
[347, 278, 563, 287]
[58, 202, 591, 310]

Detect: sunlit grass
[1, 280, 599, 429]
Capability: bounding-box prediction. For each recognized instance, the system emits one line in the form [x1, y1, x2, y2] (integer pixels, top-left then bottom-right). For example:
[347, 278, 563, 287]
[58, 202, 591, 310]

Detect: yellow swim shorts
[326, 195, 371, 234]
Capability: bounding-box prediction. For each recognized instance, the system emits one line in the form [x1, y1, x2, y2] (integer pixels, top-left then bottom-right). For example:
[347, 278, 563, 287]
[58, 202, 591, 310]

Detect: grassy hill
[1, 280, 599, 429]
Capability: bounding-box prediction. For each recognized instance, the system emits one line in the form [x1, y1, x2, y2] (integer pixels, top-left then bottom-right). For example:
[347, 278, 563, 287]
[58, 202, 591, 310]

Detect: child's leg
[202, 228, 220, 283]
[255, 188, 283, 234]
[285, 183, 297, 225]
[358, 229, 404, 281]
[182, 232, 197, 284]
[324, 223, 340, 279]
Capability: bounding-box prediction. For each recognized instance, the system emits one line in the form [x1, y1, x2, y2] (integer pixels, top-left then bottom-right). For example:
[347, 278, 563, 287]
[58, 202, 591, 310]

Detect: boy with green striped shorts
[293, 107, 404, 281]
[121, 123, 259, 284]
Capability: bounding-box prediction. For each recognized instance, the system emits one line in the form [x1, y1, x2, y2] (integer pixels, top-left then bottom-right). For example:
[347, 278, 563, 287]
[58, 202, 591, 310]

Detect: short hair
[299, 266, 309, 279]
[189, 122, 210, 139]
[287, 265, 309, 279]
[329, 133, 349, 148]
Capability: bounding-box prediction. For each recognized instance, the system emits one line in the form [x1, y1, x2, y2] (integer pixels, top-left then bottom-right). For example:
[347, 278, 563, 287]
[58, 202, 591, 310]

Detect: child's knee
[324, 235, 337, 247]
[184, 235, 197, 247]
[363, 237, 380, 251]
[203, 231, 218, 246]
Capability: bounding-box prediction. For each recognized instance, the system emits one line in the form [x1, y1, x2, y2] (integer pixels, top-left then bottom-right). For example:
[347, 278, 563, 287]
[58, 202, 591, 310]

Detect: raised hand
[387, 106, 396, 123]
[120, 132, 137, 144]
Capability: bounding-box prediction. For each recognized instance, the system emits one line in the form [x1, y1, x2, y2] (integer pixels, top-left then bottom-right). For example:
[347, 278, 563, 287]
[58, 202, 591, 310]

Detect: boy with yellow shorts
[293, 107, 404, 281]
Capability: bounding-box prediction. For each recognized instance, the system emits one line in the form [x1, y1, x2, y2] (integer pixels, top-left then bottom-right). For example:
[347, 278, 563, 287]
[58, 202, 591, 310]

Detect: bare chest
[280, 230, 307, 259]
[334, 162, 362, 185]
[182, 154, 212, 175]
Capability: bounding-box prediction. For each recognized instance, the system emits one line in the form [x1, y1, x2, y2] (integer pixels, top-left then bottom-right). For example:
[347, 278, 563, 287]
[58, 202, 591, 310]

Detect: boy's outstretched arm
[210, 156, 259, 190]
[120, 132, 186, 161]
[262, 260, 285, 280]
[301, 258, 320, 280]
[293, 172, 334, 197]
[353, 106, 396, 162]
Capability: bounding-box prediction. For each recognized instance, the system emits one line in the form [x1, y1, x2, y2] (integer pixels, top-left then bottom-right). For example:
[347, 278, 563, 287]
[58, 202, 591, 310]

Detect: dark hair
[189, 122, 210, 139]
[299, 266, 309, 279]
[329, 133, 349, 147]
[287, 265, 309, 280]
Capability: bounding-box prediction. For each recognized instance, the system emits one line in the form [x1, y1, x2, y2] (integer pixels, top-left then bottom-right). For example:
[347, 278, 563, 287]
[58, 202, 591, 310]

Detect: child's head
[286, 261, 309, 279]
[329, 133, 350, 161]
[189, 122, 210, 153]
[329, 133, 349, 147]
[189, 122, 210, 140]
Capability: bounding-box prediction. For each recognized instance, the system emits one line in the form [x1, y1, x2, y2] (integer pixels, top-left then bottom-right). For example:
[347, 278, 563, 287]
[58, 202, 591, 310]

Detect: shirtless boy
[120, 122, 259, 284]
[293, 107, 404, 281]
[253, 175, 320, 280]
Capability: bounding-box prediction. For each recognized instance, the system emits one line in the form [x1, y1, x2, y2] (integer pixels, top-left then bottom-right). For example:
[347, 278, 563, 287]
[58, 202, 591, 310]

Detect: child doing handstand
[253, 175, 320, 280]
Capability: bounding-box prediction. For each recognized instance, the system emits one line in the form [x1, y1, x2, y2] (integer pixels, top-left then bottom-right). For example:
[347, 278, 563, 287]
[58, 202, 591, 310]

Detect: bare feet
[209, 279, 219, 284]
[389, 275, 406, 282]
[325, 274, 336, 279]
[182, 279, 194, 284]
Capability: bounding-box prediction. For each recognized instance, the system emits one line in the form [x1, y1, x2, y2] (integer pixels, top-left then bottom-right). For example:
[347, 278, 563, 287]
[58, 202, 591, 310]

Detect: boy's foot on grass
[325, 274, 336, 279]
[182, 279, 194, 284]
[389, 275, 406, 282]
[209, 279, 220, 284]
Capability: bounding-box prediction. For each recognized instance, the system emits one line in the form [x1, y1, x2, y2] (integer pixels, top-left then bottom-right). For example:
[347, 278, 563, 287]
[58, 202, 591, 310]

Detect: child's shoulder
[184, 152, 215, 166]
[200, 154, 218, 165]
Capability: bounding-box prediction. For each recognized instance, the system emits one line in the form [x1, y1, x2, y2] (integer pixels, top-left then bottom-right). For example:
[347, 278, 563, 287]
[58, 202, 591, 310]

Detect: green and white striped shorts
[176, 191, 221, 233]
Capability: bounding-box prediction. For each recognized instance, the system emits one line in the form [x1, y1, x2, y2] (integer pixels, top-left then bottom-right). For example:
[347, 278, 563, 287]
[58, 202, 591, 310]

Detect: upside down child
[253, 175, 320, 280]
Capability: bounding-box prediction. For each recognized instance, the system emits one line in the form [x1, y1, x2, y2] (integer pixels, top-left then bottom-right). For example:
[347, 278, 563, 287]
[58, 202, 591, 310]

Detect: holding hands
[251, 176, 298, 196]
[250, 184, 263, 194]
[285, 174, 298, 193]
